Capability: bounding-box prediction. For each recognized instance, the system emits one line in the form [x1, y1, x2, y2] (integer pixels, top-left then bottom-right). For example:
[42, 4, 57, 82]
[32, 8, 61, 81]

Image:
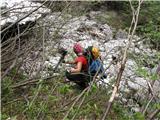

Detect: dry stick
[1, 5, 47, 15]
[3, 96, 33, 106]
[34, 25, 46, 77]
[62, 87, 88, 120]
[146, 80, 154, 96]
[62, 96, 79, 108]
[101, 1, 142, 119]
[141, 79, 159, 115]
[2, 22, 42, 79]
[71, 67, 104, 119]
[22, 80, 43, 116]
[15, 34, 42, 69]
[11, 74, 59, 88]
[1, 37, 17, 55]
[1, 23, 21, 79]
[71, 94, 86, 120]
[1, 0, 47, 34]
[37, 84, 58, 119]
[1, 22, 33, 49]
[42, 23, 45, 63]
[147, 109, 160, 120]
[1, 22, 35, 66]
[1, 29, 35, 79]
[9, 22, 21, 79]
[142, 96, 154, 115]
[2, 18, 54, 77]
[1, 2, 29, 16]
[12, 33, 40, 80]
[28, 61, 37, 76]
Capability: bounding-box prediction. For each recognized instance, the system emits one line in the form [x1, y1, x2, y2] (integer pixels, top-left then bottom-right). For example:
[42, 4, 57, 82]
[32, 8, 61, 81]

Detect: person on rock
[64, 43, 91, 88]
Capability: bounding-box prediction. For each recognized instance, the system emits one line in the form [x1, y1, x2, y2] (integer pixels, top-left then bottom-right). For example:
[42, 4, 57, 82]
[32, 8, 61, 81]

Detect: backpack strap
[86, 46, 94, 65]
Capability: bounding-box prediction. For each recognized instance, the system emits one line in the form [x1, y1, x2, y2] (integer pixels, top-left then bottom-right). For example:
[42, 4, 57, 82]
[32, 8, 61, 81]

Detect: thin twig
[142, 96, 154, 115]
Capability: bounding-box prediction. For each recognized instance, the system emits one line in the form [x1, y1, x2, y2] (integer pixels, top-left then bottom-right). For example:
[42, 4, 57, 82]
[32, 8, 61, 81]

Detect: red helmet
[73, 43, 83, 54]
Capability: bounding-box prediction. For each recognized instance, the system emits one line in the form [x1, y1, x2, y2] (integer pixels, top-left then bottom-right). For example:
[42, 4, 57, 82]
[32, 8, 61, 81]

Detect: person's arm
[70, 62, 82, 73]
[65, 61, 76, 64]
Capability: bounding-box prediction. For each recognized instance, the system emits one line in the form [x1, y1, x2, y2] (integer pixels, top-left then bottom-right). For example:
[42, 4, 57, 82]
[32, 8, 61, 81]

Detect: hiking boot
[63, 78, 70, 83]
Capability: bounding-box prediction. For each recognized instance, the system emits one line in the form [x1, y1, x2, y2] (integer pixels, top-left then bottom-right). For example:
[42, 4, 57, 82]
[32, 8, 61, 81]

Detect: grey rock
[131, 107, 140, 112]
[100, 24, 113, 41]
[134, 47, 141, 54]
[115, 29, 128, 39]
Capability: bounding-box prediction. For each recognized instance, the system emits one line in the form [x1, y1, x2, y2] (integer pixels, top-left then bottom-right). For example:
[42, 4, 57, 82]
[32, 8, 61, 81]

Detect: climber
[64, 43, 91, 88]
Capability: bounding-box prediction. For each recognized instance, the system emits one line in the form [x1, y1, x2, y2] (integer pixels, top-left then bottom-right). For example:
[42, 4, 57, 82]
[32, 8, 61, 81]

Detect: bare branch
[101, 1, 143, 119]
[147, 109, 160, 120]
[1, 0, 47, 34]
[142, 96, 154, 115]
[11, 74, 59, 89]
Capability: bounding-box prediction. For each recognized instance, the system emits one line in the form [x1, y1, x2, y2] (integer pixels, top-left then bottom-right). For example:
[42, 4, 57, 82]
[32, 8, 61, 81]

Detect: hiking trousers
[65, 71, 93, 88]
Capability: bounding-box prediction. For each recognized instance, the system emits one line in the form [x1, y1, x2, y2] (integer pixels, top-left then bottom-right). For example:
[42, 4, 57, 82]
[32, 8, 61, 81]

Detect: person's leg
[65, 71, 89, 88]
[65, 71, 82, 82]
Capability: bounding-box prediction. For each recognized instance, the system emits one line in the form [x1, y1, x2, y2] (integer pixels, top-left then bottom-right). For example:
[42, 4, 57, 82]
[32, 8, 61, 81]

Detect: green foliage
[91, 83, 97, 93]
[153, 103, 160, 109]
[133, 112, 145, 120]
[131, 1, 160, 49]
[1, 77, 13, 102]
[59, 84, 71, 94]
[136, 66, 158, 81]
[149, 73, 158, 81]
[9, 67, 26, 81]
[106, 1, 160, 50]
[156, 52, 160, 61]
[48, 95, 59, 102]
[1, 113, 9, 120]
[27, 81, 43, 110]
[111, 103, 130, 120]
[137, 19, 160, 49]
[25, 104, 38, 119]
[136, 67, 148, 78]
[94, 10, 125, 29]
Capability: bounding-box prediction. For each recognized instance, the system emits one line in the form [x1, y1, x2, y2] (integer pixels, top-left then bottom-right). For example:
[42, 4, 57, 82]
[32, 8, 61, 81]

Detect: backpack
[84, 46, 99, 64]
[83, 46, 106, 77]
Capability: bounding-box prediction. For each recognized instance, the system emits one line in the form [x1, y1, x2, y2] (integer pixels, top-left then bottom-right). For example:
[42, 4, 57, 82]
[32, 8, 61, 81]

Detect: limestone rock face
[115, 29, 128, 39]
[1, 0, 51, 26]
[2, 0, 159, 104]
[42, 11, 159, 98]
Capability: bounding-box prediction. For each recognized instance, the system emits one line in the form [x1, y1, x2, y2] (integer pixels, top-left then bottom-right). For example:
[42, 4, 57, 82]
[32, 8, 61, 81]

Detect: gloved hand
[70, 68, 75, 73]
[66, 69, 71, 73]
